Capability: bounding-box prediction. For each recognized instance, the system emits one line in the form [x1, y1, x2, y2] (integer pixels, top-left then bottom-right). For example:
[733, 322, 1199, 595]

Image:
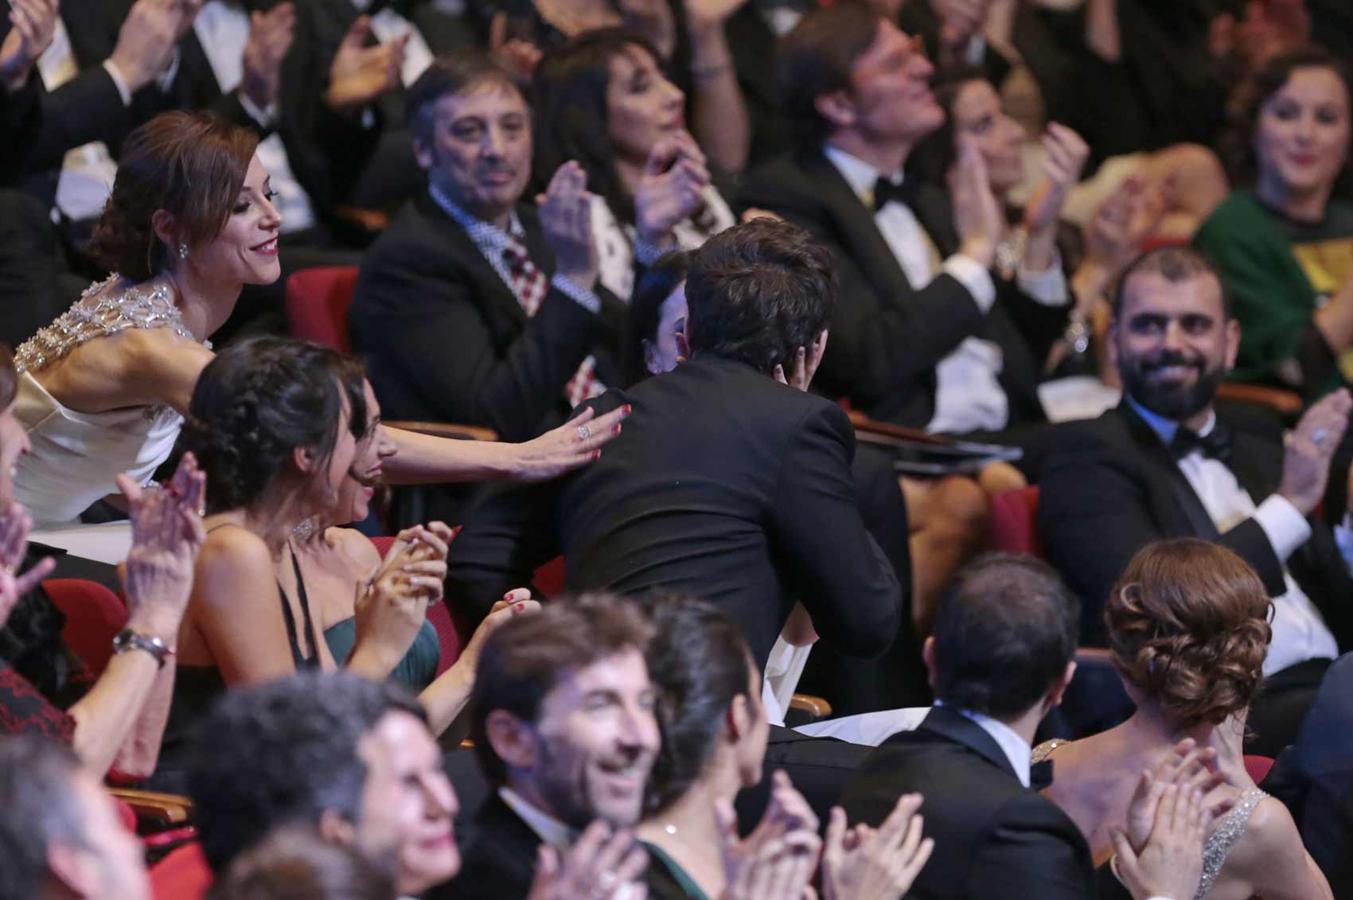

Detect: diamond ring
[1313, 428, 1330, 446]
[577, 424, 591, 441]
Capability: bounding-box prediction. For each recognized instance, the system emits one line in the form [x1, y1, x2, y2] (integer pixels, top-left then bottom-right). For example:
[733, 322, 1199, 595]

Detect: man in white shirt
[1040, 245, 1353, 754]
[444, 594, 659, 900]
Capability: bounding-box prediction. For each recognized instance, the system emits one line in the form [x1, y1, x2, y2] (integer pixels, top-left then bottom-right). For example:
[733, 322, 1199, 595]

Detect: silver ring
[1313, 428, 1330, 446]
[577, 424, 591, 441]
[594, 871, 617, 896]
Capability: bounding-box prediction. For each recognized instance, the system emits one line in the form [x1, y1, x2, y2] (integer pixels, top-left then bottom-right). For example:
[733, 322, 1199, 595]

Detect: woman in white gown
[13, 111, 626, 526]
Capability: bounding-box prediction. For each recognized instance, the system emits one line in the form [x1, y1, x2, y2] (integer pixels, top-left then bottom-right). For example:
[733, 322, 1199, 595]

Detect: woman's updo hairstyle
[1107, 539, 1271, 728]
[178, 337, 367, 513]
[1220, 45, 1353, 195]
[640, 595, 757, 814]
[88, 110, 259, 281]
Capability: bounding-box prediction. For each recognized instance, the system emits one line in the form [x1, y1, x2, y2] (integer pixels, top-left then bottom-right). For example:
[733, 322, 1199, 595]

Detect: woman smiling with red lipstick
[1195, 46, 1353, 393]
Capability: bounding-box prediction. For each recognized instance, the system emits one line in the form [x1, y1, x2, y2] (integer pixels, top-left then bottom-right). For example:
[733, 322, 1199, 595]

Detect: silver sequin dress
[12, 276, 206, 525]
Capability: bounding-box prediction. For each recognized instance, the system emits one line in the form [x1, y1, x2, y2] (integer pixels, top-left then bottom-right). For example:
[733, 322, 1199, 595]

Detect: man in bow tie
[1040, 245, 1353, 754]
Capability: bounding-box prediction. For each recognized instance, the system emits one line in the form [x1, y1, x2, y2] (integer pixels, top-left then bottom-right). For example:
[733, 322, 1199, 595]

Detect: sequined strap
[1031, 738, 1067, 764]
[14, 275, 200, 374]
[1194, 789, 1266, 900]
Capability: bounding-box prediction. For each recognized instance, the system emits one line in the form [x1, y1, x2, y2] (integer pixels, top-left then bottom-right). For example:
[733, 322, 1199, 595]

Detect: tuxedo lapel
[915, 706, 1021, 783]
[799, 151, 918, 301]
[1227, 429, 1282, 503]
[1117, 403, 1220, 540]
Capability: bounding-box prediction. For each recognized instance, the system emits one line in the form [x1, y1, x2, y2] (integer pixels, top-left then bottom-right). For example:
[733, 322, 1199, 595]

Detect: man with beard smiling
[437, 594, 657, 900]
[1039, 246, 1353, 754]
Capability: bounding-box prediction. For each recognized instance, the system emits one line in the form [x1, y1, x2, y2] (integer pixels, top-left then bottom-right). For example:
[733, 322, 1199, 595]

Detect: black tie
[1030, 759, 1054, 790]
[873, 176, 918, 212]
[1170, 423, 1233, 463]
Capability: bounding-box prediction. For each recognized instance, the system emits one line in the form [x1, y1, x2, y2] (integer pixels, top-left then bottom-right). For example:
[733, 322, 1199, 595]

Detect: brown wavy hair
[88, 111, 259, 281]
[1107, 539, 1271, 728]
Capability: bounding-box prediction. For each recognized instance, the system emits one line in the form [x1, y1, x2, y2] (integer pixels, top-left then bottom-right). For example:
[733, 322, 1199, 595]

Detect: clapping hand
[325, 15, 406, 112]
[1113, 776, 1211, 900]
[1024, 124, 1089, 234]
[1083, 174, 1168, 279]
[538, 161, 599, 290]
[719, 774, 822, 900]
[109, 0, 199, 93]
[1279, 388, 1353, 516]
[1123, 738, 1230, 856]
[0, 502, 55, 630]
[949, 135, 1004, 269]
[527, 821, 649, 900]
[509, 404, 632, 482]
[457, 588, 540, 672]
[488, 12, 543, 81]
[635, 132, 710, 249]
[115, 453, 207, 642]
[241, 1, 295, 112]
[821, 795, 934, 900]
[0, 0, 56, 90]
[352, 522, 452, 672]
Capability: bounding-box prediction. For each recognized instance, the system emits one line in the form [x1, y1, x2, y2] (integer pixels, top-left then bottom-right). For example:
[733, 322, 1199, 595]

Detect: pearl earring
[178, 243, 189, 260]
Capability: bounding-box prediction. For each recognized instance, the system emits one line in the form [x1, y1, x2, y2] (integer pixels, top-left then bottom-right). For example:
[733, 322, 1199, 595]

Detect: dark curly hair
[1219, 45, 1353, 197]
[187, 670, 427, 874]
[177, 337, 367, 513]
[87, 110, 259, 281]
[640, 595, 756, 814]
[1108, 539, 1271, 728]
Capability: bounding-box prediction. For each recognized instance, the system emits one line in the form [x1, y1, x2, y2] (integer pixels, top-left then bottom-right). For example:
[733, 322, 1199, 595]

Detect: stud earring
[178, 243, 189, 260]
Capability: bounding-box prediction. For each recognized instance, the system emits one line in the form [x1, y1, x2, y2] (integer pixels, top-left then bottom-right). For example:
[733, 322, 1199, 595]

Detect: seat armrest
[108, 788, 193, 827]
[1216, 382, 1302, 418]
[384, 421, 498, 442]
[846, 411, 951, 447]
[788, 693, 833, 720]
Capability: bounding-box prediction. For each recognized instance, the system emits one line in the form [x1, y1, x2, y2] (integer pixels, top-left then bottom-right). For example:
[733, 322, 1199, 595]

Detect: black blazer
[839, 705, 1096, 900]
[446, 355, 903, 667]
[737, 149, 1064, 429]
[1038, 401, 1353, 647]
[349, 191, 625, 441]
[431, 793, 540, 900]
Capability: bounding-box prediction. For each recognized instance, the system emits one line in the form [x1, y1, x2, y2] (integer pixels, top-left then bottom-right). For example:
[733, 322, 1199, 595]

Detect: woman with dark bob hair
[1194, 46, 1353, 393]
[532, 29, 737, 301]
[637, 596, 932, 899]
[12, 111, 625, 526]
[1034, 539, 1331, 899]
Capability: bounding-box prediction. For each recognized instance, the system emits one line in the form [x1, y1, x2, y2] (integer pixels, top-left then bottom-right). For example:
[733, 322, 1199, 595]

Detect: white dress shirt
[1125, 396, 1339, 674]
[499, 787, 575, 850]
[193, 0, 317, 233]
[823, 144, 1068, 434]
[947, 703, 1032, 788]
[349, 0, 434, 86]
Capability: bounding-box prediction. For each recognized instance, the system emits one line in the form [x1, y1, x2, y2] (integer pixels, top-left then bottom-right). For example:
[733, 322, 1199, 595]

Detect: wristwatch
[112, 629, 174, 669]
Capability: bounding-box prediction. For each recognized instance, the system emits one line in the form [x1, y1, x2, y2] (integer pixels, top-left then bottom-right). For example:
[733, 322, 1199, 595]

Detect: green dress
[323, 618, 440, 690]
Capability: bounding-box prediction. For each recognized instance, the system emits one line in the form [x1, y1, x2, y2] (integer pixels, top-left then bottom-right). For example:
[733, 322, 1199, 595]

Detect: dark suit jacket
[1263, 651, 1353, 896]
[349, 192, 625, 441]
[431, 793, 540, 900]
[734, 725, 873, 835]
[446, 355, 903, 667]
[839, 706, 1096, 900]
[1038, 401, 1353, 647]
[738, 149, 1064, 429]
[724, 5, 786, 170]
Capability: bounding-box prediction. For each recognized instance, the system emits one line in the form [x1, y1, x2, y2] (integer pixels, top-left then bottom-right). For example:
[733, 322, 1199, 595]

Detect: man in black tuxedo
[838, 554, 1203, 900]
[437, 595, 657, 900]
[445, 218, 902, 671]
[1039, 246, 1353, 754]
[351, 55, 623, 442]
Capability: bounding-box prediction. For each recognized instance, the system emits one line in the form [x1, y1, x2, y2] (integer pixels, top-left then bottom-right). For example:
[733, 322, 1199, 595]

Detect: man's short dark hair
[777, 1, 883, 151]
[684, 218, 835, 374]
[0, 735, 87, 899]
[1112, 246, 1232, 320]
[931, 554, 1080, 719]
[470, 593, 655, 786]
[187, 671, 428, 874]
[407, 54, 522, 148]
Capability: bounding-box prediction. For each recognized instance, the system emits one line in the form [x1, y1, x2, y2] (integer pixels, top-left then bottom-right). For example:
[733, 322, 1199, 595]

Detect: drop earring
[178, 243, 189, 260]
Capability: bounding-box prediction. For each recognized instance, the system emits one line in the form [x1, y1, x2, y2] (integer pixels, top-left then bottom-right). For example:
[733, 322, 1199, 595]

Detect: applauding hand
[822, 794, 934, 900]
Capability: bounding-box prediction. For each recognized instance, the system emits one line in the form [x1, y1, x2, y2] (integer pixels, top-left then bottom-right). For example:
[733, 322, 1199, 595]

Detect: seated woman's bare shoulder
[1221, 795, 1333, 900]
[32, 325, 210, 414]
[327, 526, 382, 573]
[194, 524, 274, 599]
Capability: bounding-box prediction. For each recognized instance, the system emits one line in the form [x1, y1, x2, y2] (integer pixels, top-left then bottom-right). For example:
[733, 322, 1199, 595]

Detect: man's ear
[1224, 318, 1241, 372]
[318, 808, 358, 847]
[485, 709, 538, 772]
[921, 636, 938, 692]
[814, 90, 856, 131]
[47, 841, 98, 897]
[412, 136, 434, 171]
[1044, 660, 1077, 711]
[674, 324, 691, 363]
[726, 693, 751, 744]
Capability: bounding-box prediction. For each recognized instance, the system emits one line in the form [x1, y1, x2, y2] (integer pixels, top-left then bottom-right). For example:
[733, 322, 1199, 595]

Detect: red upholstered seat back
[990, 486, 1044, 557]
[285, 266, 360, 353]
[44, 578, 128, 677]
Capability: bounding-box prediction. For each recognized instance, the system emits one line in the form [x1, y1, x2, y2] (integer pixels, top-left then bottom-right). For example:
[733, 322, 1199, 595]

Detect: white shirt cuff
[1016, 257, 1070, 306]
[101, 60, 133, 106]
[550, 273, 601, 314]
[965, 35, 987, 66]
[1255, 495, 1313, 563]
[942, 254, 997, 312]
[238, 91, 278, 129]
[156, 49, 179, 92]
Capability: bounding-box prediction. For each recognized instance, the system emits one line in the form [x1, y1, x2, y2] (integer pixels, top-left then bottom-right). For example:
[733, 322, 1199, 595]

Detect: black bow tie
[872, 176, 918, 212]
[1170, 423, 1233, 463]
[1030, 759, 1054, 791]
